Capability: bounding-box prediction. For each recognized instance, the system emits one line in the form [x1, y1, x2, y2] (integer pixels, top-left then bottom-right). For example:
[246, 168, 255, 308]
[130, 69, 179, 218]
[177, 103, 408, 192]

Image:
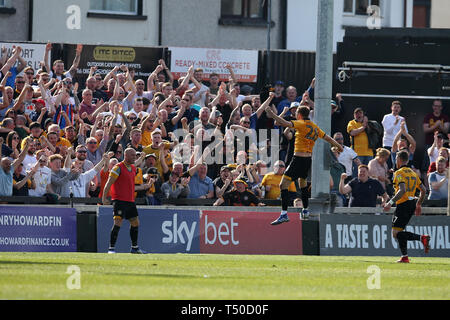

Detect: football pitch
[0, 252, 449, 300]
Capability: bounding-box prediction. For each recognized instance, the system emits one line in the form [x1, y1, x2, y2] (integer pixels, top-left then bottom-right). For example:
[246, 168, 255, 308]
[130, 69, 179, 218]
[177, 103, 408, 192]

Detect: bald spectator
[261, 160, 297, 200]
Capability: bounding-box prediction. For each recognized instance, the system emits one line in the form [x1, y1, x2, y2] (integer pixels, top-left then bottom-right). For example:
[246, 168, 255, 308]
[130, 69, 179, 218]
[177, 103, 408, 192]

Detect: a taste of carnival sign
[320, 214, 450, 257]
[169, 47, 258, 83]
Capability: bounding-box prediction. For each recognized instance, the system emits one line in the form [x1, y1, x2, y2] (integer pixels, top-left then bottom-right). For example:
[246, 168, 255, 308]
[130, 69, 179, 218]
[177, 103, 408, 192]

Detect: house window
[87, 0, 146, 20]
[89, 0, 138, 15]
[221, 0, 266, 19]
[0, 0, 16, 14]
[344, 0, 380, 15]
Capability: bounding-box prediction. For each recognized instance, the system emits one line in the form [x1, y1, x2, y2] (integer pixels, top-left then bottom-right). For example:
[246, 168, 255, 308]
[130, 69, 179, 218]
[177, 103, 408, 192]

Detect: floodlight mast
[310, 0, 334, 213]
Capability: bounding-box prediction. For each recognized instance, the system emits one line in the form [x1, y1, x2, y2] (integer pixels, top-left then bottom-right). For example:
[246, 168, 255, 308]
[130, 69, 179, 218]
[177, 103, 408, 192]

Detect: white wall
[32, 0, 159, 46]
[431, 0, 450, 28]
[286, 0, 413, 53]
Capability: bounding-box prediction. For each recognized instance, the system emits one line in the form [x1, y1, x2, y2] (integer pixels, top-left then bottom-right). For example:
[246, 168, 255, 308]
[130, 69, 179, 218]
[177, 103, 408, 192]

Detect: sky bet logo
[161, 213, 240, 252]
[162, 214, 197, 252]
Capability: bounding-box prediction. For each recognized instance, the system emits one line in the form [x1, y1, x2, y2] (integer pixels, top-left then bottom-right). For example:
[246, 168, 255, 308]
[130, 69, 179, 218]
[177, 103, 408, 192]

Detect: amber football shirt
[393, 166, 422, 205]
[291, 120, 325, 154]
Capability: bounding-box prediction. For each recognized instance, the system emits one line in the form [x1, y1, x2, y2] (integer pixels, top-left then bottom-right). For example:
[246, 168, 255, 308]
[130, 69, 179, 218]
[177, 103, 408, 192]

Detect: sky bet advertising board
[97, 208, 303, 255]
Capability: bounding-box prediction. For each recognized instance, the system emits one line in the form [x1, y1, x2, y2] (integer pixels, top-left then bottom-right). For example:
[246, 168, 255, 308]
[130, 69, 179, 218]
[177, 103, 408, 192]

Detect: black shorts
[112, 200, 139, 220]
[392, 200, 415, 230]
[284, 156, 311, 181]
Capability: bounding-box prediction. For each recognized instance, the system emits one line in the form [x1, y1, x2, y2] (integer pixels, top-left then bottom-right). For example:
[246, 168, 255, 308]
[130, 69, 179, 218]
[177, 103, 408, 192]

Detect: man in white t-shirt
[381, 101, 407, 167]
[22, 140, 37, 175]
[29, 154, 52, 197]
[70, 154, 108, 198]
[333, 132, 361, 180]
[189, 68, 209, 108]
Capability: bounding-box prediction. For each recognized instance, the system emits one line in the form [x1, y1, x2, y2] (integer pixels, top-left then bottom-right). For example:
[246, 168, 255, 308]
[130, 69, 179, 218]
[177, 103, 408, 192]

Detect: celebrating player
[383, 150, 430, 263]
[265, 103, 342, 225]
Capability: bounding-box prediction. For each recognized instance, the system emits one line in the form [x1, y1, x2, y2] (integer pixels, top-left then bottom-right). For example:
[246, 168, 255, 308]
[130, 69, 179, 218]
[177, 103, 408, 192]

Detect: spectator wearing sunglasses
[13, 75, 26, 99]
[72, 145, 94, 173]
[23, 67, 36, 86]
[5, 131, 21, 159]
[28, 152, 52, 197]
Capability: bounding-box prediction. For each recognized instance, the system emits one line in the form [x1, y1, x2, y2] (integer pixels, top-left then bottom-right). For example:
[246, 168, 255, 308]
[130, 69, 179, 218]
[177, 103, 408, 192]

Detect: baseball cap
[32, 99, 46, 106]
[354, 107, 364, 114]
[145, 153, 157, 159]
[233, 179, 248, 187]
[290, 102, 300, 109]
[147, 167, 159, 175]
[331, 100, 338, 107]
[275, 80, 285, 86]
[437, 133, 445, 139]
[220, 165, 232, 172]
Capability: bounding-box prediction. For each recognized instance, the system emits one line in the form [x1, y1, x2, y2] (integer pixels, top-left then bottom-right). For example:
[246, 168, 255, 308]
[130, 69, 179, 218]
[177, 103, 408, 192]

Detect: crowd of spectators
[0, 44, 449, 208]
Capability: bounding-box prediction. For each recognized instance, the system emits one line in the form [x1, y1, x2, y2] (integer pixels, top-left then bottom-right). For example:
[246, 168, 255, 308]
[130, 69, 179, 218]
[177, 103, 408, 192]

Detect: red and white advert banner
[169, 47, 258, 83]
[200, 211, 303, 255]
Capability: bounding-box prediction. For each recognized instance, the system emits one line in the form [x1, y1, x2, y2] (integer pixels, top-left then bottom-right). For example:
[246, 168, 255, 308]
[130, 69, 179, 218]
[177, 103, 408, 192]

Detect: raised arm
[12, 139, 30, 172]
[264, 105, 293, 128]
[14, 163, 39, 190]
[0, 85, 9, 110]
[13, 83, 31, 111]
[159, 59, 174, 85]
[16, 51, 27, 74]
[339, 173, 352, 195]
[159, 143, 169, 175]
[64, 147, 74, 169]
[43, 43, 51, 73]
[0, 46, 22, 75]
[256, 92, 275, 118]
[67, 44, 83, 78]
[178, 66, 194, 91]
[401, 122, 416, 153]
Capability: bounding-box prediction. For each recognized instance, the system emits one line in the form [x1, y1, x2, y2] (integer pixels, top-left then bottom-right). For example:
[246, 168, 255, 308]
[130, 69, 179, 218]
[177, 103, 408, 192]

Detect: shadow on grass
[0, 260, 74, 265]
[103, 272, 204, 279]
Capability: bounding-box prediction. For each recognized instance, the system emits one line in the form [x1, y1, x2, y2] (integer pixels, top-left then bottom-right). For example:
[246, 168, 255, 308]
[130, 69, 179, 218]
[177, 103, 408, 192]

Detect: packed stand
[0, 44, 446, 208]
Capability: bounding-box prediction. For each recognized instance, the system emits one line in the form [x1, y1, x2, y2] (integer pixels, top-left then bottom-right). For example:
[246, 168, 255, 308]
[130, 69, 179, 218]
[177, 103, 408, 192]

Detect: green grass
[0, 252, 449, 300]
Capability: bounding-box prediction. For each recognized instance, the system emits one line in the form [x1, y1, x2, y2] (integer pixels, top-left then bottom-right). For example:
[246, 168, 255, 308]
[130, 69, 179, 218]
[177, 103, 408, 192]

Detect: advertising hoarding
[169, 47, 259, 83]
[0, 206, 77, 252]
[320, 214, 450, 257]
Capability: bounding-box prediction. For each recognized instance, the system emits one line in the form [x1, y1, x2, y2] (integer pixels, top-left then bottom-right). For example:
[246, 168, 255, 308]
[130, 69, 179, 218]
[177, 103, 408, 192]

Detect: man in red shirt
[102, 148, 145, 254]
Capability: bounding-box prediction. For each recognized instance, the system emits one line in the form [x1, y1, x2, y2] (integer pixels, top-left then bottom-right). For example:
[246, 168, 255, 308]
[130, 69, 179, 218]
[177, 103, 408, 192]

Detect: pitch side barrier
[0, 204, 448, 257]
